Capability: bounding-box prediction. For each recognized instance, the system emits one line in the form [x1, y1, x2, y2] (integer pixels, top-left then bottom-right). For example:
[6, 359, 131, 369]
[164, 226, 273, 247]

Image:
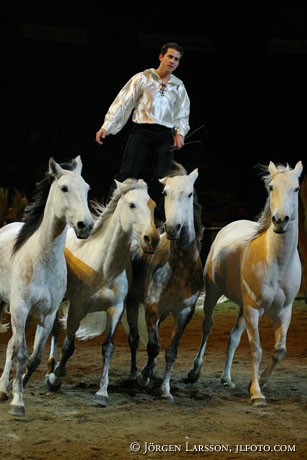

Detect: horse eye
[129, 203, 136, 209]
[269, 185, 273, 192]
[188, 192, 193, 198]
[163, 191, 167, 197]
[294, 187, 299, 193]
[61, 186, 68, 193]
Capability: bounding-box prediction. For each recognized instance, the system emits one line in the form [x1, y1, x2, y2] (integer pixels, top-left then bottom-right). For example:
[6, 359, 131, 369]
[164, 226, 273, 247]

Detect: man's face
[159, 48, 181, 72]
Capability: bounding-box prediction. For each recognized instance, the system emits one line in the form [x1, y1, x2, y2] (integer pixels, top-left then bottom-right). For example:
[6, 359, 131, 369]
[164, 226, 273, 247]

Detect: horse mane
[13, 158, 77, 254]
[90, 178, 149, 237]
[169, 161, 204, 251]
[253, 162, 292, 236]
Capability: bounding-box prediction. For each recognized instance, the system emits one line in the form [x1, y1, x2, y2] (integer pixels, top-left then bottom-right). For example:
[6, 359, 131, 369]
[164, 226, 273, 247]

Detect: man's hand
[174, 134, 184, 150]
[95, 129, 107, 145]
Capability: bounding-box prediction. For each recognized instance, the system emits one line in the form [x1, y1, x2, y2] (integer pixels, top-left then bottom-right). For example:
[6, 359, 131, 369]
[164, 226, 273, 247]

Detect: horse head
[265, 161, 303, 234]
[160, 166, 199, 241]
[114, 178, 160, 253]
[49, 156, 94, 239]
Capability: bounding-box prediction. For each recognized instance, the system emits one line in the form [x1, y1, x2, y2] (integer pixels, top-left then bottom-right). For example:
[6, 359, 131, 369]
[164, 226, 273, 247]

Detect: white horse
[187, 161, 303, 406]
[45, 178, 160, 407]
[0, 156, 94, 416]
[123, 162, 204, 401]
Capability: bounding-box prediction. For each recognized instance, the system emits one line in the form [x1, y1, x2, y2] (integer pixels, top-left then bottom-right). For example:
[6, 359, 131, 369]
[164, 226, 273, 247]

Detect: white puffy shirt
[101, 68, 190, 138]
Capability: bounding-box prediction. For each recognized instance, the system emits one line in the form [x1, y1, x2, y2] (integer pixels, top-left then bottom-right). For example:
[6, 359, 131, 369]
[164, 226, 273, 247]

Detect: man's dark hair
[160, 42, 184, 59]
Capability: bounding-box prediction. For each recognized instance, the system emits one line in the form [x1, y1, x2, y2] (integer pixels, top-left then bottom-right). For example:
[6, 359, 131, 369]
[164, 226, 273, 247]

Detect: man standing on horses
[95, 42, 190, 222]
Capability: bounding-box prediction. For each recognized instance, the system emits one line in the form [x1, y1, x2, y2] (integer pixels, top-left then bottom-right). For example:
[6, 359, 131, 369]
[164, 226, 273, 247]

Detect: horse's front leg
[125, 293, 140, 378]
[245, 306, 266, 406]
[9, 332, 28, 416]
[94, 304, 123, 407]
[259, 307, 291, 388]
[186, 287, 220, 383]
[161, 306, 194, 401]
[137, 306, 160, 387]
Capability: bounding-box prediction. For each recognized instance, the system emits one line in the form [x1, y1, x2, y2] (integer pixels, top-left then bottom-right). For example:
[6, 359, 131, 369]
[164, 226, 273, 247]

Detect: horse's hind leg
[46, 312, 61, 375]
[46, 332, 75, 391]
[46, 307, 82, 392]
[220, 307, 246, 388]
[0, 335, 14, 401]
[186, 285, 220, 383]
[0, 301, 10, 333]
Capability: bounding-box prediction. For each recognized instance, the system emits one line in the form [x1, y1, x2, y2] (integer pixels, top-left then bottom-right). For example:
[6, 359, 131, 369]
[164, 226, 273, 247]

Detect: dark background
[1, 2, 306, 225]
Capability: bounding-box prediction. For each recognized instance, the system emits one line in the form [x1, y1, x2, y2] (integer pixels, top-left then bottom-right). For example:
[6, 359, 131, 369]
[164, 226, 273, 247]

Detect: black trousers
[109, 123, 174, 218]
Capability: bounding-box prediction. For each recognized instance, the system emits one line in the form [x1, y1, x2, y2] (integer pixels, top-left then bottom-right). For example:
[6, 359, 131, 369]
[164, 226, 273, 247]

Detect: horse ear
[49, 157, 64, 178]
[114, 179, 124, 192]
[159, 177, 167, 185]
[268, 161, 277, 176]
[294, 160, 303, 178]
[189, 168, 199, 184]
[74, 155, 83, 174]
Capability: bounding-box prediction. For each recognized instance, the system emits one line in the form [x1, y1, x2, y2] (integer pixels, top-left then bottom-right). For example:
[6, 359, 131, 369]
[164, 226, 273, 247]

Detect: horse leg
[8, 310, 28, 417]
[220, 307, 246, 388]
[161, 306, 194, 401]
[186, 286, 220, 382]
[46, 331, 75, 391]
[0, 301, 10, 333]
[23, 316, 56, 387]
[46, 307, 80, 392]
[46, 311, 61, 375]
[94, 304, 124, 407]
[258, 307, 291, 388]
[244, 305, 266, 406]
[137, 306, 160, 387]
[0, 335, 14, 401]
[125, 293, 140, 378]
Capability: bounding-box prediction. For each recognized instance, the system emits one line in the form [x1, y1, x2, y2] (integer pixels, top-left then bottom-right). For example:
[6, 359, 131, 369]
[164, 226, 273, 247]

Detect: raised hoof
[93, 393, 109, 407]
[45, 375, 62, 392]
[0, 391, 8, 401]
[9, 404, 25, 417]
[136, 374, 150, 388]
[251, 397, 267, 407]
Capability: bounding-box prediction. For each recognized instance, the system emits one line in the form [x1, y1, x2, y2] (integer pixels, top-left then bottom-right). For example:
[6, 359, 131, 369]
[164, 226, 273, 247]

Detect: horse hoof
[0, 391, 8, 401]
[93, 393, 109, 407]
[221, 380, 236, 389]
[186, 370, 200, 383]
[129, 371, 137, 379]
[136, 374, 150, 388]
[161, 394, 174, 402]
[251, 397, 267, 407]
[45, 374, 62, 392]
[9, 404, 25, 417]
